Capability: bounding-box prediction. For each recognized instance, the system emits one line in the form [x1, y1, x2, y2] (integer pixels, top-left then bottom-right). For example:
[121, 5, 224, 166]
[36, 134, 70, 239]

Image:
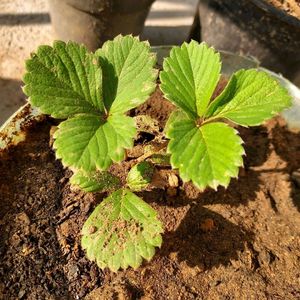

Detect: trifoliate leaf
[96, 35, 157, 114]
[70, 170, 120, 192]
[160, 41, 221, 119]
[205, 69, 292, 126]
[166, 111, 244, 190]
[24, 37, 157, 174]
[23, 41, 104, 118]
[81, 189, 163, 271]
[127, 162, 154, 192]
[53, 114, 136, 172]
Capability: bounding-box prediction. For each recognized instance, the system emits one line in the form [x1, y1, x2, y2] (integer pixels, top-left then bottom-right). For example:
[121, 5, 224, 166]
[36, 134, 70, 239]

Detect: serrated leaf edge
[81, 189, 163, 272]
[166, 121, 245, 191]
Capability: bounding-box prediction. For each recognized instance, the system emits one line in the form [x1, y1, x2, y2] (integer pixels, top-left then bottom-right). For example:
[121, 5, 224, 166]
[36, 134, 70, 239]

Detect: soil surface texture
[1, 87, 300, 299]
[266, 0, 300, 19]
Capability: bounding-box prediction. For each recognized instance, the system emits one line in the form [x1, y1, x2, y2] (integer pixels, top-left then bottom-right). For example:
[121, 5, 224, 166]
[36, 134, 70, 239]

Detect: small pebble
[18, 289, 26, 299]
[15, 212, 30, 226]
[168, 173, 179, 187]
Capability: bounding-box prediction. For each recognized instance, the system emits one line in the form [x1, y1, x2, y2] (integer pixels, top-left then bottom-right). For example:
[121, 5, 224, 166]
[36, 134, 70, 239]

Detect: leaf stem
[201, 115, 223, 125]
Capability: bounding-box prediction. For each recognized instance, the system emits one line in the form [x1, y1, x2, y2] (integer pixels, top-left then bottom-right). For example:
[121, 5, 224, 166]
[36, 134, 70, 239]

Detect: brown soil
[266, 0, 300, 19]
[1, 88, 300, 299]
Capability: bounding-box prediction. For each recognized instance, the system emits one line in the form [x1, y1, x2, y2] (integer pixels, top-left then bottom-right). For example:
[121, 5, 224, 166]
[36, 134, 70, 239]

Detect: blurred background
[0, 0, 299, 124]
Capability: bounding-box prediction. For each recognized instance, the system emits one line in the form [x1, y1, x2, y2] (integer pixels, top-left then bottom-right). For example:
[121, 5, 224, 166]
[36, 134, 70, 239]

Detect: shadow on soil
[142, 125, 273, 270]
[139, 89, 298, 271]
[158, 122, 300, 270]
[162, 205, 254, 269]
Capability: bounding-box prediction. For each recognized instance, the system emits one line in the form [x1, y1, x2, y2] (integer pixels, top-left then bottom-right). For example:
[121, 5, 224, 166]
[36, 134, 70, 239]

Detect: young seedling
[23, 36, 291, 272]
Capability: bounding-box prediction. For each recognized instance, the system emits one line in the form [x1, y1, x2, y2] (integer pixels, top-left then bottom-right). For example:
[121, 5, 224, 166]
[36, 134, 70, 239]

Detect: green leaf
[166, 111, 244, 190]
[164, 109, 189, 133]
[23, 41, 104, 118]
[205, 69, 292, 126]
[81, 189, 163, 271]
[96, 35, 157, 114]
[70, 170, 120, 192]
[160, 41, 221, 119]
[53, 114, 136, 172]
[127, 161, 154, 192]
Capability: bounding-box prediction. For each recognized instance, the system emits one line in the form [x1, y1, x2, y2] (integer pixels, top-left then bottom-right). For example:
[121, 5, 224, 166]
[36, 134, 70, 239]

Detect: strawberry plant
[23, 35, 291, 272]
[160, 41, 291, 190]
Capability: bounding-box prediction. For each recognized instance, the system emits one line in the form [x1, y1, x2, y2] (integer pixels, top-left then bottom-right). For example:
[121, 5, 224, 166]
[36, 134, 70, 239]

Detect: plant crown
[23, 35, 291, 271]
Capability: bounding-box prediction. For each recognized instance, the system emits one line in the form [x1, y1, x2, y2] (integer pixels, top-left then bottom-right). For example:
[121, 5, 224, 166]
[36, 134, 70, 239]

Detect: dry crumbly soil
[266, 0, 300, 19]
[1, 88, 300, 299]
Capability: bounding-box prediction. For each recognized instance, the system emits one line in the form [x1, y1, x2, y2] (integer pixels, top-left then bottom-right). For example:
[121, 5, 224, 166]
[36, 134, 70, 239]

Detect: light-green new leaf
[165, 111, 244, 190]
[81, 189, 163, 272]
[206, 69, 292, 126]
[160, 41, 221, 119]
[53, 113, 136, 172]
[23, 41, 104, 118]
[96, 35, 157, 114]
